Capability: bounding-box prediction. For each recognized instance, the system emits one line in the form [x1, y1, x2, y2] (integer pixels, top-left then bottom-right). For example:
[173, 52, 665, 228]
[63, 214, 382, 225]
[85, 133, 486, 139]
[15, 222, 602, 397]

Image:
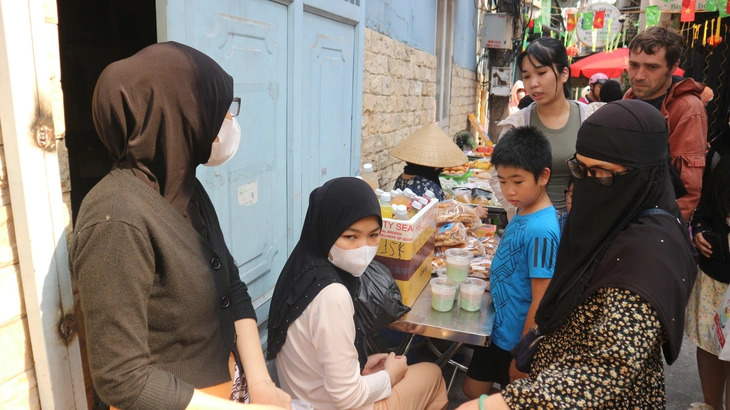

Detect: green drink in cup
[445, 248, 472, 283]
[430, 277, 458, 312]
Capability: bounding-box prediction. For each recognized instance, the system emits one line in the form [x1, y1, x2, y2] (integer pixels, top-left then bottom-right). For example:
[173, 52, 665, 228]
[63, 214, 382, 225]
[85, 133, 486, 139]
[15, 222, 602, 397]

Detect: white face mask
[205, 117, 241, 167]
[328, 244, 378, 277]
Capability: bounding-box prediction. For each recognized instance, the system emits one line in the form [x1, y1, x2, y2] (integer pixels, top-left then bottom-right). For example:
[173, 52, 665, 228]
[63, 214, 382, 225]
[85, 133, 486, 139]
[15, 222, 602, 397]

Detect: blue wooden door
[300, 9, 358, 202]
[158, 0, 364, 338]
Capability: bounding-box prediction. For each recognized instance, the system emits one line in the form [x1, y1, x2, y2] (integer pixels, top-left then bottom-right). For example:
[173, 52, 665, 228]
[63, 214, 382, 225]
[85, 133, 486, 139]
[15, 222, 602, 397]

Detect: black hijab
[267, 177, 382, 369]
[403, 162, 443, 187]
[92, 42, 232, 233]
[535, 100, 696, 364]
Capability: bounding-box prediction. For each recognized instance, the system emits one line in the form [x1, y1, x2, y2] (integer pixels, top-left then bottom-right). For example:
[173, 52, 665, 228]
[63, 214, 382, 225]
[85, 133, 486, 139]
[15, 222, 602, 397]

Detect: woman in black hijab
[268, 177, 448, 410]
[458, 100, 696, 409]
[71, 42, 288, 409]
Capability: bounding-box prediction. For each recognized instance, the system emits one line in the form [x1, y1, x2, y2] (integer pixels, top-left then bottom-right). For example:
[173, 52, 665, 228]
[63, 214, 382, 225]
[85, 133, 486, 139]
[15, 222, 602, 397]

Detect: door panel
[301, 11, 355, 205]
[177, 0, 289, 324]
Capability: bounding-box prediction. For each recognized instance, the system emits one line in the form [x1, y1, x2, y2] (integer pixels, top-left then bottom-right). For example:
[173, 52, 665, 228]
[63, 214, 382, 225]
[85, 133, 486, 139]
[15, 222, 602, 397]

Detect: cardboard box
[376, 225, 436, 260]
[375, 236, 434, 281]
[394, 255, 433, 306]
[379, 199, 437, 242]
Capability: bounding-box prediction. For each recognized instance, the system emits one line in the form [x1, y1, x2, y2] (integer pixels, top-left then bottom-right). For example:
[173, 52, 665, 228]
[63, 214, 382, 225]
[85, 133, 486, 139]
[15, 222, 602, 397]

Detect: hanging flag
[681, 0, 696, 22]
[542, 0, 552, 28]
[593, 10, 606, 29]
[535, 18, 543, 34]
[645, 6, 660, 28]
[582, 12, 594, 30]
[528, 18, 534, 28]
[721, 0, 729, 17]
[706, 0, 717, 11]
[567, 13, 577, 31]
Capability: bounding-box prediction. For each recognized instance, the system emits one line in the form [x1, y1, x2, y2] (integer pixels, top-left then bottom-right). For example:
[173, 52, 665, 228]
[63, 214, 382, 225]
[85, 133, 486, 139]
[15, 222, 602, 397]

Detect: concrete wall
[365, 0, 437, 54]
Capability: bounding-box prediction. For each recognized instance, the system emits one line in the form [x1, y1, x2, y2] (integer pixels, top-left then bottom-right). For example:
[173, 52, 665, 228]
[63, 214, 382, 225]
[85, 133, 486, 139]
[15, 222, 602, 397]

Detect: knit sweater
[71, 167, 255, 409]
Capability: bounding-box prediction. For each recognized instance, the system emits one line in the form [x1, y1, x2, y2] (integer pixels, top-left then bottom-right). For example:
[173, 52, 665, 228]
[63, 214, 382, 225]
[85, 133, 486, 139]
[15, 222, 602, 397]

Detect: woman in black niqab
[462, 100, 697, 409]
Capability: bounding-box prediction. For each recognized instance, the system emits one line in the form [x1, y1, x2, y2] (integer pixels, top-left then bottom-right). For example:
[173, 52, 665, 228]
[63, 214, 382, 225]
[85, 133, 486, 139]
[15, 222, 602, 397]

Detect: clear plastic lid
[363, 163, 374, 172]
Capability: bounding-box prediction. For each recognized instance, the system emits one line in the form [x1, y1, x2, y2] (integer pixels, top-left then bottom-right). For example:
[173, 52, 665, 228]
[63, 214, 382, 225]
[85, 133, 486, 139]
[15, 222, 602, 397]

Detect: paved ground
[442, 335, 704, 409]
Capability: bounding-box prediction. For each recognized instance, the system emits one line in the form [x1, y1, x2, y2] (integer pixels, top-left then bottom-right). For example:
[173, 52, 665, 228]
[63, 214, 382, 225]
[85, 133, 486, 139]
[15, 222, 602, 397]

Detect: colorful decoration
[567, 13, 577, 31]
[582, 12, 594, 30]
[542, 0, 552, 28]
[566, 44, 579, 57]
[708, 16, 724, 46]
[680, 0, 696, 22]
[707, 0, 717, 11]
[645, 6, 661, 28]
[593, 10, 606, 29]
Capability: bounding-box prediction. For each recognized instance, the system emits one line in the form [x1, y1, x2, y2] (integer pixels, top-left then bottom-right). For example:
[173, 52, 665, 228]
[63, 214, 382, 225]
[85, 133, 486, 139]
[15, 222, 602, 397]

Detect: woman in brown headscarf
[71, 42, 289, 410]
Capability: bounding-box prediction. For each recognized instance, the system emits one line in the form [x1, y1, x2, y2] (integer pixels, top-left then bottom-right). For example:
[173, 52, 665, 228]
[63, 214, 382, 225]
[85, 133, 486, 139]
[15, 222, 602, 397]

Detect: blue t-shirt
[490, 206, 559, 351]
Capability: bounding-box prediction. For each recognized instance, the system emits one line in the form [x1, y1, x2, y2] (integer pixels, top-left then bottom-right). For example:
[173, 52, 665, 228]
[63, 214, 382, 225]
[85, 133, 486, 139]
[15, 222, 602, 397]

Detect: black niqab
[92, 42, 232, 234]
[267, 177, 382, 369]
[535, 100, 696, 363]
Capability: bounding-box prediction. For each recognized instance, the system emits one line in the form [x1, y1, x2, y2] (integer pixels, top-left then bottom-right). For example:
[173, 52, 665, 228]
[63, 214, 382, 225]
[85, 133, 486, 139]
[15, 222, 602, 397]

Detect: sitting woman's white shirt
[275, 283, 392, 410]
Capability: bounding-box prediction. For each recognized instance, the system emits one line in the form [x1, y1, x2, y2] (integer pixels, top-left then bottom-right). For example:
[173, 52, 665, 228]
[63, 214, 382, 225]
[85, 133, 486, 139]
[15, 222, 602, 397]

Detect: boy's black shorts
[466, 343, 512, 387]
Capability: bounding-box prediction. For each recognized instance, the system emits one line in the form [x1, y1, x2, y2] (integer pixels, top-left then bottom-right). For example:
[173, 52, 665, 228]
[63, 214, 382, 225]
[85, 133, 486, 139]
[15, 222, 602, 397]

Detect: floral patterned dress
[502, 288, 667, 409]
[393, 175, 445, 200]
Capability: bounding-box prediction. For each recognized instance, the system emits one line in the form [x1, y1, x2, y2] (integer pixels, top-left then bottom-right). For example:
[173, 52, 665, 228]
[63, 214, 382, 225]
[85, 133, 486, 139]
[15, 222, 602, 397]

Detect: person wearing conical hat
[390, 122, 467, 200]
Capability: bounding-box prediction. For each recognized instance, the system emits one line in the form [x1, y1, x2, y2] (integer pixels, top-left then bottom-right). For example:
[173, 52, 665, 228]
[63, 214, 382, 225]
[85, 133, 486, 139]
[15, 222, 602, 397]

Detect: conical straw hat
[390, 122, 468, 168]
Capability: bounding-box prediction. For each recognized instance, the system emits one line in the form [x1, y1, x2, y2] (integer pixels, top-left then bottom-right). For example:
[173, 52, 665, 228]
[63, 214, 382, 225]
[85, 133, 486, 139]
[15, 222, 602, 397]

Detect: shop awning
[571, 47, 686, 79]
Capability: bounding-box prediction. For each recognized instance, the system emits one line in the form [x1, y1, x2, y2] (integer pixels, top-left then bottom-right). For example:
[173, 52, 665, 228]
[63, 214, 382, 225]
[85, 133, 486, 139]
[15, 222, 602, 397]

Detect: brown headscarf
[92, 42, 233, 230]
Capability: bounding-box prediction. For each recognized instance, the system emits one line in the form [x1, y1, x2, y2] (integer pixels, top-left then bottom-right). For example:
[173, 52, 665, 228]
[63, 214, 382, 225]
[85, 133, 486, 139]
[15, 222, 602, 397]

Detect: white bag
[711, 284, 730, 361]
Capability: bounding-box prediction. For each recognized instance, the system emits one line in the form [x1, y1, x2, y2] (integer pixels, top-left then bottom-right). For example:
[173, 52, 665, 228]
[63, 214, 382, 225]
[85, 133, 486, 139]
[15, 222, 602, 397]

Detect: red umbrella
[571, 48, 630, 79]
[571, 47, 685, 79]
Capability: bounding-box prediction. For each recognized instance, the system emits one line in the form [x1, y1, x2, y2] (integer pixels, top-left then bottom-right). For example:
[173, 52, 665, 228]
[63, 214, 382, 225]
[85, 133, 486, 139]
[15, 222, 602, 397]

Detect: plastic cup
[445, 248, 473, 284]
[459, 277, 488, 312]
[431, 277, 458, 312]
[291, 399, 314, 410]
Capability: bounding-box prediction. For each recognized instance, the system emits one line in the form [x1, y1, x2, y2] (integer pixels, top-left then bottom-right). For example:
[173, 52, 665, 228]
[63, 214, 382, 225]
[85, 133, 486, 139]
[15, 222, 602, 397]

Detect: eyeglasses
[566, 155, 631, 187]
[230, 97, 241, 117]
[563, 187, 573, 205]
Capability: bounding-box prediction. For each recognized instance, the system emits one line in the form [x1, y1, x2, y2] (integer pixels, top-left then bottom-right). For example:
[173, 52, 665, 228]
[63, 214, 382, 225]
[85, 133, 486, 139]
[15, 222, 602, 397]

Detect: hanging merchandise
[645, 5, 661, 28]
[680, 0, 696, 22]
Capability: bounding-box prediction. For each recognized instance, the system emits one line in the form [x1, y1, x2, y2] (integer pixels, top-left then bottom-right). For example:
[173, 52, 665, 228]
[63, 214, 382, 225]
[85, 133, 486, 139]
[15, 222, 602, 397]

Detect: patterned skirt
[685, 268, 729, 354]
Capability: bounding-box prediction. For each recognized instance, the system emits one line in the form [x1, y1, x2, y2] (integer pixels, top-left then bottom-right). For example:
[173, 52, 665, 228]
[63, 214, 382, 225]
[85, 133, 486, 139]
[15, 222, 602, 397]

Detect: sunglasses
[566, 155, 631, 187]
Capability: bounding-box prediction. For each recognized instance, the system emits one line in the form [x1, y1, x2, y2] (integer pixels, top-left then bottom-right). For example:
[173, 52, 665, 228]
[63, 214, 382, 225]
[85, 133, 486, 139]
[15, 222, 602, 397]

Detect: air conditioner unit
[480, 13, 514, 49]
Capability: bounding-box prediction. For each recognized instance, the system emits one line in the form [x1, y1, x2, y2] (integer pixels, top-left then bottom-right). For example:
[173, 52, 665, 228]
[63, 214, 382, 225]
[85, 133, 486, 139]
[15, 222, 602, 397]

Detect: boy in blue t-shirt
[462, 126, 559, 399]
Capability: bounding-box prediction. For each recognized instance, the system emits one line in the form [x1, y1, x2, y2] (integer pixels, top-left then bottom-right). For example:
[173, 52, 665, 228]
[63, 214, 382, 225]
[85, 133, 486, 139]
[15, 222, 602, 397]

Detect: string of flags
[522, 4, 728, 53]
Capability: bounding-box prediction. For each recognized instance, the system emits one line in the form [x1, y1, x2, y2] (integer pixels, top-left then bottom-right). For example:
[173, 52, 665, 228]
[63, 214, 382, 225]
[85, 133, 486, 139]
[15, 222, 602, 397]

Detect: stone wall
[360, 28, 478, 190]
[360, 28, 437, 190]
[448, 64, 478, 138]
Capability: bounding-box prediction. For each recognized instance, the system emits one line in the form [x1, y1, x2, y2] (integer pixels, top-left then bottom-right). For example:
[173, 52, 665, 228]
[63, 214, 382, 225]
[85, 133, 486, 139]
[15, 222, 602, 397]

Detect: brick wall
[448, 64, 478, 138]
[360, 29, 478, 190]
[360, 29, 437, 190]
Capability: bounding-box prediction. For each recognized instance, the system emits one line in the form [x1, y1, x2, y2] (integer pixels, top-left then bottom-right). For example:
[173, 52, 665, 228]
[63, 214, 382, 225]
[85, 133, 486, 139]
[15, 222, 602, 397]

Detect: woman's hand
[383, 352, 407, 386]
[362, 353, 388, 376]
[693, 232, 713, 258]
[248, 381, 291, 409]
[475, 205, 488, 220]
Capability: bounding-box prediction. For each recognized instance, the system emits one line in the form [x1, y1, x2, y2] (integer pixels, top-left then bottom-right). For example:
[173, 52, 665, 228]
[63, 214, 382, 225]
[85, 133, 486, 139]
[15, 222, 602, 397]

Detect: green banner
[542, 0, 552, 28]
[645, 6, 660, 28]
[582, 12, 594, 30]
[706, 0, 717, 12]
[719, 0, 729, 17]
